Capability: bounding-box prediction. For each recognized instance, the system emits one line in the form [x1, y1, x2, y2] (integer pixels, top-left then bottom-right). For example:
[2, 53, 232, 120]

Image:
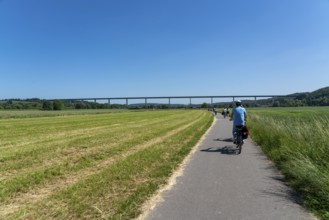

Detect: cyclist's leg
[234, 125, 244, 143]
[232, 126, 237, 143]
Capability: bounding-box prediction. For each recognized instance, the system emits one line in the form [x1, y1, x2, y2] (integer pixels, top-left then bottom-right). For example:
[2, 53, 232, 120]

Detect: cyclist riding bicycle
[230, 100, 247, 144]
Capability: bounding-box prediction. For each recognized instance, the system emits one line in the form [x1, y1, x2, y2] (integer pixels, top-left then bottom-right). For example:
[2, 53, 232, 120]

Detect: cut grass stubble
[0, 110, 213, 219]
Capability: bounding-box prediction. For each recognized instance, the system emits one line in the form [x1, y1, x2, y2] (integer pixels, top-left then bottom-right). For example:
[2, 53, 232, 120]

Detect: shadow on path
[200, 146, 238, 155]
[259, 181, 302, 205]
[213, 138, 233, 142]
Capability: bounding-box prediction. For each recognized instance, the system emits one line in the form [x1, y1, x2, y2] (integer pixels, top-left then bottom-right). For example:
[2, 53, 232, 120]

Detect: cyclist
[230, 100, 247, 144]
[222, 108, 228, 118]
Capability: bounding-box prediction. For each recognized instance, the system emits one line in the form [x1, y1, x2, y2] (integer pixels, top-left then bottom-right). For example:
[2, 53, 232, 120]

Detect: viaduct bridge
[54, 95, 295, 107]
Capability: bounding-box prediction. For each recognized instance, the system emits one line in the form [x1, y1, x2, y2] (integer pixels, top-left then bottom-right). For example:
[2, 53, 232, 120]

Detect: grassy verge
[0, 109, 213, 219]
[248, 107, 329, 220]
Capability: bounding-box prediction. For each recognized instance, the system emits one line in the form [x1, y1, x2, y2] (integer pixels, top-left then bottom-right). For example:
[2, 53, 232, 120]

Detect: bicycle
[234, 125, 244, 154]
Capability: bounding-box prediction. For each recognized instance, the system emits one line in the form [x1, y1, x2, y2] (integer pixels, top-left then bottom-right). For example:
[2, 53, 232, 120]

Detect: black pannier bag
[242, 126, 249, 139]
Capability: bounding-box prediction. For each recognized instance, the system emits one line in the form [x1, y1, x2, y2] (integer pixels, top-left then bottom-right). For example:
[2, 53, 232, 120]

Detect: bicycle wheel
[237, 142, 242, 154]
[236, 133, 243, 154]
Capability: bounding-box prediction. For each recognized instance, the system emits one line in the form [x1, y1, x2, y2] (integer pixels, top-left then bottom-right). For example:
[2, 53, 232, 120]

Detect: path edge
[135, 115, 217, 220]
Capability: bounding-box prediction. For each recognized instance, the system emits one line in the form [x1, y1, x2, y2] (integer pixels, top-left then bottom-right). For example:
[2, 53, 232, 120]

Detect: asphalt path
[141, 113, 317, 220]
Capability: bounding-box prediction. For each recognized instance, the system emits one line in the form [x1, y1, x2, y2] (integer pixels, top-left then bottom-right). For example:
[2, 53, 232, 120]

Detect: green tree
[273, 101, 280, 107]
[42, 101, 53, 110]
[53, 100, 64, 110]
[75, 102, 87, 109]
[201, 102, 208, 108]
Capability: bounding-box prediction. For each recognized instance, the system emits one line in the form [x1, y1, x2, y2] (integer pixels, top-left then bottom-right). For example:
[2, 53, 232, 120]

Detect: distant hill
[211, 86, 329, 107]
[286, 86, 329, 106]
[256, 86, 329, 107]
[288, 86, 329, 98]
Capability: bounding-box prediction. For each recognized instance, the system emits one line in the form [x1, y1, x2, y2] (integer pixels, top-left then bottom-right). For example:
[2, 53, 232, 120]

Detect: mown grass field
[0, 109, 213, 219]
[248, 107, 329, 220]
[0, 109, 130, 119]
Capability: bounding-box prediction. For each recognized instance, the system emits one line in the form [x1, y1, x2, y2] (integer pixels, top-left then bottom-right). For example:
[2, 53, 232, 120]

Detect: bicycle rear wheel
[237, 142, 242, 154]
[236, 133, 243, 154]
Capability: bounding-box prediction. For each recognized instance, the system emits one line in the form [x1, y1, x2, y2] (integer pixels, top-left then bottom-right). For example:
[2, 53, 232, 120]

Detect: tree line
[0, 99, 171, 110]
[0, 99, 116, 110]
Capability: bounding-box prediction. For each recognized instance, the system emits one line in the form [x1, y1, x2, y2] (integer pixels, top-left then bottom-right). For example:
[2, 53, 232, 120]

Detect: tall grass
[248, 107, 329, 219]
[0, 109, 213, 219]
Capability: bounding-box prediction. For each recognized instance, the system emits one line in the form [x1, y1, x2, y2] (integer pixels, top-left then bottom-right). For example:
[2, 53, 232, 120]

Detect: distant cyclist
[230, 100, 247, 144]
[222, 108, 228, 118]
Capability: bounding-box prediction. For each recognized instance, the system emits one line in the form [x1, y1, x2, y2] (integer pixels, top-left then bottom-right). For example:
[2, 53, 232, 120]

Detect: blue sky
[1, 0, 329, 100]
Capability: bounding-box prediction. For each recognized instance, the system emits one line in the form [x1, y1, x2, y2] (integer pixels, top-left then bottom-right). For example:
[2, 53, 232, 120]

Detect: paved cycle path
[141, 114, 317, 220]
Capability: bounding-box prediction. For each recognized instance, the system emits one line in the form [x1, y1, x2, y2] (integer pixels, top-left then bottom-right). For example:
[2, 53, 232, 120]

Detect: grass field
[0, 109, 213, 219]
[0, 109, 130, 119]
[248, 107, 329, 220]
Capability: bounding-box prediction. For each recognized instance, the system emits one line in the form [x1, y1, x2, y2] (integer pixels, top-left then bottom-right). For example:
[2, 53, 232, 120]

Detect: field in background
[0, 109, 131, 119]
[248, 107, 329, 220]
[0, 110, 213, 219]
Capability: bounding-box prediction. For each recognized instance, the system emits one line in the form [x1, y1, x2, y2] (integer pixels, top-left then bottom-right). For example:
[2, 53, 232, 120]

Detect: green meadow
[248, 107, 329, 220]
[0, 110, 213, 219]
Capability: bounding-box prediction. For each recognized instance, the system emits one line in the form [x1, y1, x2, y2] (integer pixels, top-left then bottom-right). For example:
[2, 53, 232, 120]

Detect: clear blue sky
[1, 0, 329, 100]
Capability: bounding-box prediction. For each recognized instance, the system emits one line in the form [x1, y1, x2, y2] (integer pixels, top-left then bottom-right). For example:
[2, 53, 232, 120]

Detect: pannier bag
[242, 126, 249, 139]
